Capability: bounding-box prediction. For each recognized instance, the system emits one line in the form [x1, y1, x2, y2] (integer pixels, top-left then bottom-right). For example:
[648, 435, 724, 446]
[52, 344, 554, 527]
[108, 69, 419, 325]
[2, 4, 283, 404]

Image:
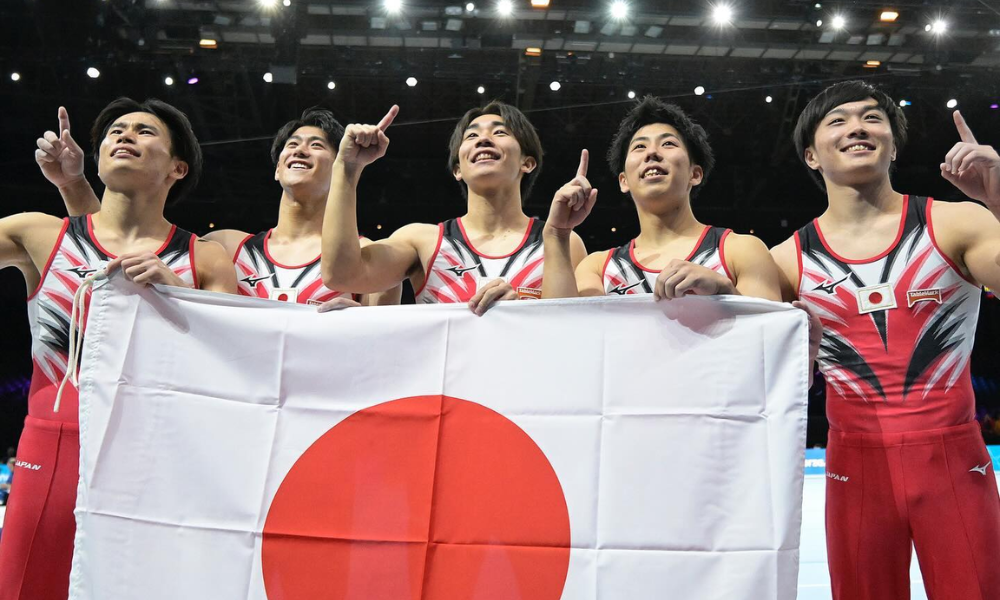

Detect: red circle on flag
[868, 291, 883, 305]
[277, 293, 289, 302]
[261, 395, 571, 600]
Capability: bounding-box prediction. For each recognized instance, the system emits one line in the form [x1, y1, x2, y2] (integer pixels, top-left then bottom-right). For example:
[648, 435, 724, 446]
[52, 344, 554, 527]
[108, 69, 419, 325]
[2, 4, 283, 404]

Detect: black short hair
[270, 107, 345, 165]
[792, 80, 908, 190]
[447, 101, 544, 202]
[607, 96, 714, 197]
[90, 97, 202, 205]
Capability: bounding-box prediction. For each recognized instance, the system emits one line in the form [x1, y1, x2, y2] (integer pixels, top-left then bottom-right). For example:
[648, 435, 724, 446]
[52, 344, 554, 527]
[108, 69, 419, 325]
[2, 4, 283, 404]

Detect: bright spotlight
[164, 76, 174, 86]
[880, 11, 899, 22]
[694, 85, 705, 96]
[87, 67, 100, 79]
[931, 19, 947, 35]
[549, 81, 561, 91]
[406, 76, 418, 87]
[816, 19, 823, 27]
[477, 85, 486, 94]
[610, 0, 628, 20]
[765, 95, 773, 103]
[831, 15, 846, 30]
[946, 98, 958, 109]
[263, 72, 274, 83]
[327, 81, 336, 90]
[898, 99, 911, 107]
[497, 0, 513, 16]
[10, 72, 21, 82]
[711, 4, 733, 25]
[187, 77, 199, 85]
[384, 0, 402, 13]
[466, 2, 475, 10]
[258, 0, 277, 7]
[282, 0, 291, 5]
[627, 90, 636, 99]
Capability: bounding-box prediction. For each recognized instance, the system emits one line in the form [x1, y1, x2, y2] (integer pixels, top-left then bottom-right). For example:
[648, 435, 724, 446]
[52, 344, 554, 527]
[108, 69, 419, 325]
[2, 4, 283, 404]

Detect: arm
[321, 106, 421, 293]
[725, 233, 783, 301]
[573, 250, 611, 297]
[936, 110, 1000, 280]
[356, 235, 402, 306]
[541, 149, 599, 299]
[769, 237, 800, 302]
[0, 212, 63, 275]
[193, 239, 239, 294]
[35, 107, 101, 216]
[203, 229, 251, 261]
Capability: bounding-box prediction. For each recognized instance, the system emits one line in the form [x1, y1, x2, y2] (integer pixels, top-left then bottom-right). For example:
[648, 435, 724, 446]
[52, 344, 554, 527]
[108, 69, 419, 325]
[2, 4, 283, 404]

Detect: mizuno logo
[970, 462, 992, 476]
[813, 274, 850, 295]
[609, 282, 643, 295]
[445, 265, 479, 277]
[14, 460, 41, 471]
[66, 266, 98, 278]
[241, 274, 272, 286]
[826, 471, 849, 482]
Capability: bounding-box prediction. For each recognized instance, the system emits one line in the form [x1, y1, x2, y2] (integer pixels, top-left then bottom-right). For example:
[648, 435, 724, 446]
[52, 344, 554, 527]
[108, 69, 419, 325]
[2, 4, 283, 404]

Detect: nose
[642, 146, 662, 162]
[474, 135, 495, 148]
[846, 117, 870, 138]
[115, 129, 136, 144]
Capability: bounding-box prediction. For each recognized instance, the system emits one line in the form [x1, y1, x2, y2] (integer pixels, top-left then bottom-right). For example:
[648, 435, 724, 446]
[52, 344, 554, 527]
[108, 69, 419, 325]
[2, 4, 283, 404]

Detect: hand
[653, 259, 735, 300]
[337, 105, 399, 169]
[546, 149, 598, 232]
[940, 111, 1000, 211]
[468, 278, 518, 316]
[316, 297, 362, 312]
[106, 252, 188, 288]
[35, 106, 86, 189]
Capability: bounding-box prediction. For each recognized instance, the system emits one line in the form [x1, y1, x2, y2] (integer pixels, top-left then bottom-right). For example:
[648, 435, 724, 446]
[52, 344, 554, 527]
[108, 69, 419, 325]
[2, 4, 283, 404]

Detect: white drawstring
[54, 270, 105, 412]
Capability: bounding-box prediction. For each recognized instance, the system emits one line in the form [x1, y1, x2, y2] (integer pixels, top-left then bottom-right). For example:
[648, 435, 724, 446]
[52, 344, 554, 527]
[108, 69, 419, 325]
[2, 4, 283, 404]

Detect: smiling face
[619, 123, 703, 209]
[274, 126, 336, 193]
[97, 111, 188, 195]
[453, 113, 536, 196]
[804, 98, 896, 187]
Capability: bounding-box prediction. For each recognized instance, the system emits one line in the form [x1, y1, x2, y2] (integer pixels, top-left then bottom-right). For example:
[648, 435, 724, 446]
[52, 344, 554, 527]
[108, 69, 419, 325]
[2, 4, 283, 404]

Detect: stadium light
[694, 85, 705, 96]
[831, 14, 847, 30]
[711, 4, 733, 25]
[610, 1, 628, 20]
[87, 67, 100, 79]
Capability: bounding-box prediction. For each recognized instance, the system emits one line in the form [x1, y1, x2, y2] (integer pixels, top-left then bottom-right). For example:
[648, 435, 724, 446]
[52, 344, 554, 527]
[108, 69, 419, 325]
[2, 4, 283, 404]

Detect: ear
[520, 156, 537, 175]
[803, 147, 821, 171]
[890, 142, 897, 162]
[618, 171, 630, 195]
[274, 163, 280, 182]
[689, 165, 704, 188]
[453, 164, 463, 182]
[170, 159, 189, 182]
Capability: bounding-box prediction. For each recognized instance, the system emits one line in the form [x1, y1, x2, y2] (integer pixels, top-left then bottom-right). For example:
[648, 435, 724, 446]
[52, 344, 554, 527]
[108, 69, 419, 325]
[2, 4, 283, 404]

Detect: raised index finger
[377, 105, 399, 131]
[577, 149, 589, 178]
[953, 110, 977, 145]
[58, 106, 71, 134]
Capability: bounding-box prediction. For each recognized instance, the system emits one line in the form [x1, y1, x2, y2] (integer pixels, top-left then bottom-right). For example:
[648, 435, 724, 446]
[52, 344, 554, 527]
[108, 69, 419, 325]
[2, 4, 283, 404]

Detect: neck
[634, 194, 704, 247]
[95, 189, 171, 238]
[272, 188, 325, 240]
[821, 175, 903, 225]
[462, 185, 529, 232]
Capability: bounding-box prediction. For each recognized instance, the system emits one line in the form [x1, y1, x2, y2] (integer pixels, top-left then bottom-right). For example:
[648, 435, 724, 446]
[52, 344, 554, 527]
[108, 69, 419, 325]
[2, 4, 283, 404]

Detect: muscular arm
[0, 213, 65, 290]
[931, 200, 1000, 290]
[541, 228, 590, 298]
[35, 107, 101, 216]
[574, 250, 610, 297]
[769, 237, 800, 302]
[725, 233, 782, 301]
[57, 180, 101, 217]
[203, 229, 251, 261]
[193, 239, 239, 294]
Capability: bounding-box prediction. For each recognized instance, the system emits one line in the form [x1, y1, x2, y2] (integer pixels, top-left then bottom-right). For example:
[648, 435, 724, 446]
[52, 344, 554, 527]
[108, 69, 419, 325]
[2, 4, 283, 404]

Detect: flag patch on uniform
[517, 286, 542, 300]
[906, 288, 943, 308]
[857, 283, 897, 314]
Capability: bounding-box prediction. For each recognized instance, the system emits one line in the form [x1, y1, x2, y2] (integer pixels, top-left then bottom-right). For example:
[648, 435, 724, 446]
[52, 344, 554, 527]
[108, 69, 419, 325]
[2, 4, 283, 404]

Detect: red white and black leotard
[795, 195, 1000, 600]
[415, 217, 545, 303]
[233, 229, 348, 305]
[601, 226, 733, 295]
[0, 214, 196, 600]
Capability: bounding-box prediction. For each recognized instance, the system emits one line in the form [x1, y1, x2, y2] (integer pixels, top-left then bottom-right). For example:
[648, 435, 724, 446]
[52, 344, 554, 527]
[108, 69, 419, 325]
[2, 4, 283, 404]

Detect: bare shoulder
[724, 231, 770, 255]
[203, 228, 251, 256]
[1, 212, 67, 253]
[930, 198, 995, 233]
[579, 248, 611, 274]
[769, 235, 798, 265]
[387, 222, 440, 251]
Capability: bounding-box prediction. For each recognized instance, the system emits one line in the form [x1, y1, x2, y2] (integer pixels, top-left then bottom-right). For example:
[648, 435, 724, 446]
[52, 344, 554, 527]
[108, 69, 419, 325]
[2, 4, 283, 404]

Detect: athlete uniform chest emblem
[857, 283, 897, 315]
[609, 281, 643, 295]
[242, 274, 272, 286]
[907, 288, 943, 308]
[445, 264, 480, 277]
[813, 274, 850, 295]
[65, 265, 98, 279]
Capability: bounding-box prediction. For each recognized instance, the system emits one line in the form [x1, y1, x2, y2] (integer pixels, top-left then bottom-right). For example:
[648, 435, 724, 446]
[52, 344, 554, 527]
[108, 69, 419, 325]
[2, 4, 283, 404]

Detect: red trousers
[826, 421, 1000, 600]
[0, 416, 78, 600]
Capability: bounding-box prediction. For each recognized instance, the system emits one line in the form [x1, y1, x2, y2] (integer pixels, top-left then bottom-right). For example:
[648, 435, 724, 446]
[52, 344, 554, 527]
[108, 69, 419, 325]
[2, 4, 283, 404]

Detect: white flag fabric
[69, 276, 808, 600]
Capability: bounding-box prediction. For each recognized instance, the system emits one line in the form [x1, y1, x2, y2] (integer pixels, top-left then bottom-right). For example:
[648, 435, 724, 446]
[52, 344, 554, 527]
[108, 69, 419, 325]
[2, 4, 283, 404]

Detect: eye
[494, 129, 508, 136]
[864, 114, 883, 121]
[465, 132, 478, 140]
[109, 128, 123, 136]
[662, 140, 676, 148]
[632, 143, 645, 151]
[311, 142, 325, 149]
[827, 117, 844, 126]
[139, 129, 154, 135]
